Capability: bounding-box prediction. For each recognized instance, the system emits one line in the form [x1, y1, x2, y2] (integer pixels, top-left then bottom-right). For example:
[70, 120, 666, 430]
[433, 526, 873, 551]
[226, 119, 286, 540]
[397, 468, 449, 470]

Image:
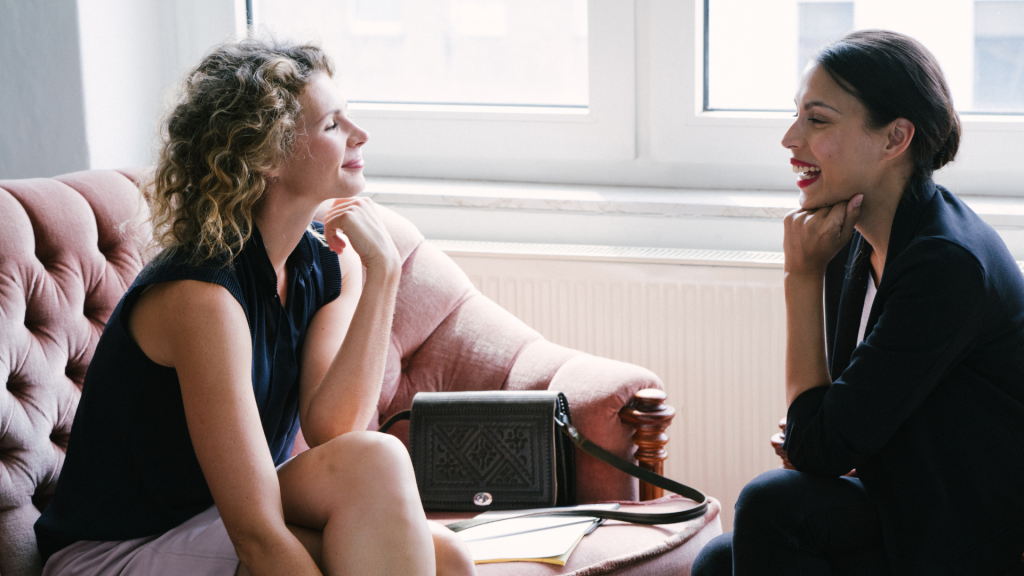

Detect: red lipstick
[797, 173, 821, 188]
[790, 158, 821, 188]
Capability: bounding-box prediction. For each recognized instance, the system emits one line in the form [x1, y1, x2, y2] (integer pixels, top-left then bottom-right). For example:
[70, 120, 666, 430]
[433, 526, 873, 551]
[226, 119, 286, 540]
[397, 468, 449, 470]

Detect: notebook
[455, 503, 620, 565]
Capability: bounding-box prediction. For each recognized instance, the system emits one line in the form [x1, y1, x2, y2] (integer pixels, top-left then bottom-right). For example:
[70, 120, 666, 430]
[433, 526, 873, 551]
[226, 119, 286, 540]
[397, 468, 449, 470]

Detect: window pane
[707, 0, 1024, 114]
[252, 0, 588, 107]
[797, 3, 854, 79]
[975, 1, 1024, 111]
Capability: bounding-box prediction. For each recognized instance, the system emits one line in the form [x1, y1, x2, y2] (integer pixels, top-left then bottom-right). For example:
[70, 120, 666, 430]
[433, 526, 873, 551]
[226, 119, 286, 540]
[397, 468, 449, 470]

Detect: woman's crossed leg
[237, 431, 475, 576]
[693, 469, 889, 576]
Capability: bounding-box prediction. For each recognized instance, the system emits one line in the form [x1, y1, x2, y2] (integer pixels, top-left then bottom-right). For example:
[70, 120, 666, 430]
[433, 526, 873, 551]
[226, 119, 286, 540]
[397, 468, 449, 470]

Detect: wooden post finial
[619, 389, 675, 501]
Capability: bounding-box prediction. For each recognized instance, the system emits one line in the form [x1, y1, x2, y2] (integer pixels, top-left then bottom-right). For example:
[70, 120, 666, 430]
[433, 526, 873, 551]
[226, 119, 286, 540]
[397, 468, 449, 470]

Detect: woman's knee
[316, 432, 417, 500]
[734, 469, 803, 532]
[692, 532, 733, 576]
[736, 469, 801, 511]
[321, 431, 409, 468]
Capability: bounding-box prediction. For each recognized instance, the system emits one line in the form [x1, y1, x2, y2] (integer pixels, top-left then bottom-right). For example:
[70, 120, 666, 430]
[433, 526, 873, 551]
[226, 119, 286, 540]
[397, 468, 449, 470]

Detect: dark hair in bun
[816, 30, 960, 181]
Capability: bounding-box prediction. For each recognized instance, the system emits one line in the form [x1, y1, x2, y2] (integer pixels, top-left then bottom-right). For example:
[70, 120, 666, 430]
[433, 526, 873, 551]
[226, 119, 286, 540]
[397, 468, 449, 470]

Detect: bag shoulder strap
[378, 409, 411, 434]
[377, 409, 708, 532]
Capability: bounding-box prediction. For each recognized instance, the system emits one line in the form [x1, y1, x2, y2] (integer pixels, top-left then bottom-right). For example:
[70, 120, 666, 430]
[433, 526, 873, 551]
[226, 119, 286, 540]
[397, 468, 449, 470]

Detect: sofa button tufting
[50, 429, 70, 451]
[32, 489, 55, 515]
[6, 373, 31, 401]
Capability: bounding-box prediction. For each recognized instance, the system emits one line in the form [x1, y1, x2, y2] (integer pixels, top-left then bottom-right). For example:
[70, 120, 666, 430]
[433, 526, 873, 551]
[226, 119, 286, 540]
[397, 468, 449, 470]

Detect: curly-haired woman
[693, 30, 1024, 576]
[34, 40, 476, 576]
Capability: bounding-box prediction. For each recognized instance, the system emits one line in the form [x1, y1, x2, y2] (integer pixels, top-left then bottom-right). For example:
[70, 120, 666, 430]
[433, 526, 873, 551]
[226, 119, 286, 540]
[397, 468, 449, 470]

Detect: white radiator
[432, 240, 790, 532]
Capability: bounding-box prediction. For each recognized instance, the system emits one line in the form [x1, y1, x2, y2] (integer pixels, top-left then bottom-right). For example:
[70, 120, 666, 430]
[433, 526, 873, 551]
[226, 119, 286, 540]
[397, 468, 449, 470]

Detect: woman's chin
[797, 186, 855, 212]
[331, 178, 366, 200]
[347, 173, 367, 195]
[797, 191, 824, 211]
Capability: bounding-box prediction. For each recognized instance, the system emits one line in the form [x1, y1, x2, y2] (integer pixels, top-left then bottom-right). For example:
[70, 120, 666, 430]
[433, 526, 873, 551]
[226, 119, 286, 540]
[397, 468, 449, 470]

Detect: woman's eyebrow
[803, 100, 840, 113]
[317, 108, 343, 123]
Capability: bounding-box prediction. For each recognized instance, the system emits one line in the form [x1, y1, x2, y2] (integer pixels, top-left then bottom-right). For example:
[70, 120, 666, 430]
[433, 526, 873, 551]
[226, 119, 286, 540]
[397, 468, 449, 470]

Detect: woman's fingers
[322, 197, 399, 269]
[784, 196, 863, 276]
[839, 194, 863, 246]
[325, 228, 347, 254]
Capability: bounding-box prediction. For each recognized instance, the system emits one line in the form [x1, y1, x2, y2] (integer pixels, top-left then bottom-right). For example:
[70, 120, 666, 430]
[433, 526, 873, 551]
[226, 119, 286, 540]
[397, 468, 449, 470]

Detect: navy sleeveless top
[35, 223, 342, 563]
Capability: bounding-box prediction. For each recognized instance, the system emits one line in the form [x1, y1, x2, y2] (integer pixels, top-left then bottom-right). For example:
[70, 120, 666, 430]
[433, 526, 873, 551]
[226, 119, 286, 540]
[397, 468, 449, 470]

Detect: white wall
[0, 0, 90, 179]
[0, 0, 242, 180]
[77, 0, 244, 170]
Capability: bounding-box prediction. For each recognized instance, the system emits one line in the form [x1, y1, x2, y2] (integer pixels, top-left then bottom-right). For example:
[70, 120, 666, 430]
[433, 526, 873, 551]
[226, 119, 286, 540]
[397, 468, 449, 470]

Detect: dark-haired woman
[693, 30, 1024, 576]
[34, 40, 476, 576]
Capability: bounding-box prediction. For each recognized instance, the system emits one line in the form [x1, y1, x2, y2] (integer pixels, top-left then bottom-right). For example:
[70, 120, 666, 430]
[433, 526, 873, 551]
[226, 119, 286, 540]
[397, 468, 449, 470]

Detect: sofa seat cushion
[427, 496, 722, 576]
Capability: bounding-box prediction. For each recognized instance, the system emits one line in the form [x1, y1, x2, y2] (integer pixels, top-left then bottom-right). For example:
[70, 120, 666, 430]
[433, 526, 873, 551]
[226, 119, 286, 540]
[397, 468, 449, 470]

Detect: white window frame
[339, 1, 636, 179]
[248, 0, 1024, 197]
[647, 0, 1024, 197]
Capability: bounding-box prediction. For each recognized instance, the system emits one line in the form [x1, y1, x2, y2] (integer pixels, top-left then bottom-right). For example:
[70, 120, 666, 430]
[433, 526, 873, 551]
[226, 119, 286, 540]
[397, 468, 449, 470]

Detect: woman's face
[274, 73, 369, 202]
[781, 64, 891, 210]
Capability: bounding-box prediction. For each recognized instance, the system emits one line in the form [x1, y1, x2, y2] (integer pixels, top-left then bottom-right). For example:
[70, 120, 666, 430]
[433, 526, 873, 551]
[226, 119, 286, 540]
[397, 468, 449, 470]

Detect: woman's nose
[781, 120, 802, 150]
[348, 121, 369, 148]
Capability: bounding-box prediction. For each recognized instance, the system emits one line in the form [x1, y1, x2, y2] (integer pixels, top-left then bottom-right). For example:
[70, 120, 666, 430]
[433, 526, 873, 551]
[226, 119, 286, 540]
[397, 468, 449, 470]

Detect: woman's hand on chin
[323, 197, 401, 275]
[783, 194, 863, 278]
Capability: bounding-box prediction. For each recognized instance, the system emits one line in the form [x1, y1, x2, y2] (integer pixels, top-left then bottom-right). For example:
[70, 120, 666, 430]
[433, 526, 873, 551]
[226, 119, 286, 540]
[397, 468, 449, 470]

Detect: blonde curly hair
[146, 39, 334, 265]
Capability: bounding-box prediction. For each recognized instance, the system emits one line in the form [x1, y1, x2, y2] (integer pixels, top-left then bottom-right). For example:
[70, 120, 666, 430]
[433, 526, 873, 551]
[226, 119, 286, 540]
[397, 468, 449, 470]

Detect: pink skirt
[42, 505, 239, 576]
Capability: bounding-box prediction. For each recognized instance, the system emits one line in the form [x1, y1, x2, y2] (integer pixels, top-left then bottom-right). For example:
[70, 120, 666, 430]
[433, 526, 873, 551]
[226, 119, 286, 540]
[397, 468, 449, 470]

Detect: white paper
[457, 504, 620, 562]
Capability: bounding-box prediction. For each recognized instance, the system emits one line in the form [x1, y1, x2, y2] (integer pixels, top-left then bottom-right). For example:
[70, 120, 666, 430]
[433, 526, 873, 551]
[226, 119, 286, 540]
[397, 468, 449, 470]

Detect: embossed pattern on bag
[430, 422, 535, 486]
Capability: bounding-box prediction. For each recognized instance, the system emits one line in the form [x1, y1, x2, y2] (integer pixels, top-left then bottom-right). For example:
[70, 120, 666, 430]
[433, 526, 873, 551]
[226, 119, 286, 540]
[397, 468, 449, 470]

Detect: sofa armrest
[511, 341, 666, 503]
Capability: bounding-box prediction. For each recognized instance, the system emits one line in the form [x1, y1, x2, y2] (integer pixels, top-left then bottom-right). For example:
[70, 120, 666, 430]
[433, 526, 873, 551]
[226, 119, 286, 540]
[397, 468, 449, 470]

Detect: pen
[584, 518, 606, 536]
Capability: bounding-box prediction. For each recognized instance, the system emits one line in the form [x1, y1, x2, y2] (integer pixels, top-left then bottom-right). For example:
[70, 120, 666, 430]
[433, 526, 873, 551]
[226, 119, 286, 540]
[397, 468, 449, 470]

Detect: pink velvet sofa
[0, 169, 721, 576]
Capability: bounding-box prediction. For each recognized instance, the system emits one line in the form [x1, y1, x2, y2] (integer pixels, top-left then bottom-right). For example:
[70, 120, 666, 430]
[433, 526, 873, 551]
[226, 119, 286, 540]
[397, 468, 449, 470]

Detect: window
[251, 0, 632, 171]
[652, 0, 1024, 196]
[249, 0, 1024, 197]
[797, 3, 853, 81]
[975, 0, 1024, 112]
[252, 0, 588, 107]
[706, 0, 1024, 114]
[707, 0, 854, 111]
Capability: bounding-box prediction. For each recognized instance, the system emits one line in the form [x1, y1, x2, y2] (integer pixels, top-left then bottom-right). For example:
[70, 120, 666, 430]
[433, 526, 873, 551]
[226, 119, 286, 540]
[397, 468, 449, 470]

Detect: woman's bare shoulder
[128, 279, 247, 368]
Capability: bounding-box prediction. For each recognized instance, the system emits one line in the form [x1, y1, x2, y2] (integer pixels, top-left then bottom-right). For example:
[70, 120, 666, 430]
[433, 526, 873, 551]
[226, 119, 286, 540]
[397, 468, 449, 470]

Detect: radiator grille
[433, 240, 789, 531]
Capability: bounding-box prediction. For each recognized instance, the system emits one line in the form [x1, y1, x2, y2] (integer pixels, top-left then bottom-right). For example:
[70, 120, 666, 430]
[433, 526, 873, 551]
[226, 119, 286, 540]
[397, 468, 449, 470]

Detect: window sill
[364, 177, 1024, 259]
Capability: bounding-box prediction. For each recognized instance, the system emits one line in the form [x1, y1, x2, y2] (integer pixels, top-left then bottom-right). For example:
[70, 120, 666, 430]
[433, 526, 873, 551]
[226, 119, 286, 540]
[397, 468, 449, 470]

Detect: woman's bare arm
[297, 198, 402, 446]
[130, 280, 320, 576]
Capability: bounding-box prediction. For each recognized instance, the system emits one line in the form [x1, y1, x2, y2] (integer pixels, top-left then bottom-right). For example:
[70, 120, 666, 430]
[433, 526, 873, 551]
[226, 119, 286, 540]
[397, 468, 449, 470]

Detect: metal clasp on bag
[553, 412, 578, 439]
[473, 492, 493, 506]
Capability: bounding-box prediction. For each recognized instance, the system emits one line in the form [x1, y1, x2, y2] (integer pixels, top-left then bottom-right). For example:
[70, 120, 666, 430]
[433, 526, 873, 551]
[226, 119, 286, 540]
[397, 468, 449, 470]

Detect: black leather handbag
[379, 390, 708, 532]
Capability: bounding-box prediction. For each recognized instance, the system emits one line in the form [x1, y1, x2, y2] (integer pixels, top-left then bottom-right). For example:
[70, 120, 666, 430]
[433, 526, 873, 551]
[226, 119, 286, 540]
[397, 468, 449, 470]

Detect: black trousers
[692, 469, 890, 576]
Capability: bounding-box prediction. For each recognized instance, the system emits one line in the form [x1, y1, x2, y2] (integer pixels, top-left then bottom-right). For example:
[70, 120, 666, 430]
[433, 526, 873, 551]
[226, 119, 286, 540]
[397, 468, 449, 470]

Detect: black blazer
[784, 178, 1024, 576]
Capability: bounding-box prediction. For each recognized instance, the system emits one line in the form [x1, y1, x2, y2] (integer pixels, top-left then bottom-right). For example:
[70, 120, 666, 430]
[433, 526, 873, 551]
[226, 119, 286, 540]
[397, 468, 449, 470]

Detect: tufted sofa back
[0, 170, 148, 576]
[1, 171, 661, 576]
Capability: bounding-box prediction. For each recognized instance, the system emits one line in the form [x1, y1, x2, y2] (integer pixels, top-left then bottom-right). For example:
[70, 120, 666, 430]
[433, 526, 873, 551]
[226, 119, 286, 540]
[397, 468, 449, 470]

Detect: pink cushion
[428, 496, 723, 576]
